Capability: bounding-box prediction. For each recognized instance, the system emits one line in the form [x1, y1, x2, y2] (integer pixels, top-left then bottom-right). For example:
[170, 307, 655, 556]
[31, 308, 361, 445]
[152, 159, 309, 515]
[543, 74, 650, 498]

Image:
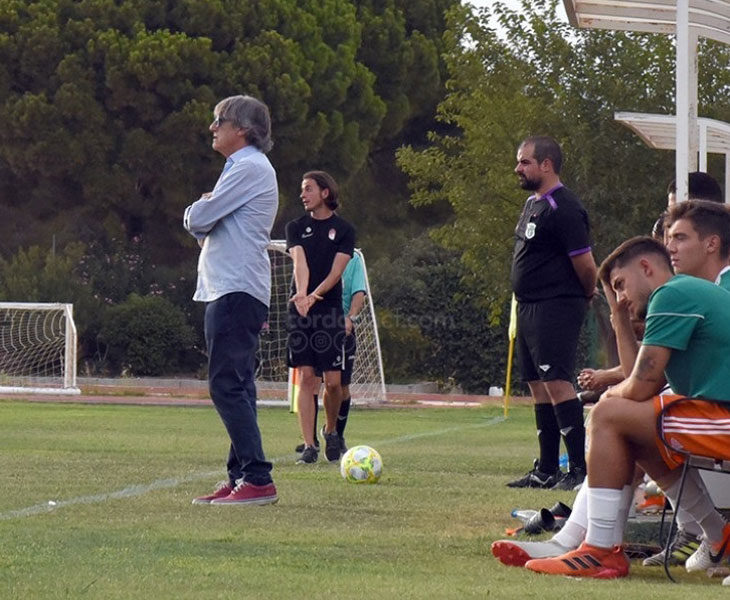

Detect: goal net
[0, 303, 80, 394]
[256, 241, 386, 405]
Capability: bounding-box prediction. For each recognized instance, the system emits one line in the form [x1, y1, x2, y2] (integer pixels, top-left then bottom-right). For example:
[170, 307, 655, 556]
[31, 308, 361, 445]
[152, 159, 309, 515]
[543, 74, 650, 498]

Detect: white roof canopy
[615, 112, 730, 154]
[563, 0, 730, 45]
[615, 111, 730, 198]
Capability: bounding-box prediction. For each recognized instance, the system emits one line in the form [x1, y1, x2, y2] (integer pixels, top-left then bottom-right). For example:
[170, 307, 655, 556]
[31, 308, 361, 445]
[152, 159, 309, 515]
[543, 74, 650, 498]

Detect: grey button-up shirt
[183, 145, 278, 307]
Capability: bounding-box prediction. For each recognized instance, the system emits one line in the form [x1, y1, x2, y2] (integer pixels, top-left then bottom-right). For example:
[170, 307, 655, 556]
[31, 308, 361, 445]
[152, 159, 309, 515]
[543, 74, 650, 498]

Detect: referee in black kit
[507, 136, 597, 492]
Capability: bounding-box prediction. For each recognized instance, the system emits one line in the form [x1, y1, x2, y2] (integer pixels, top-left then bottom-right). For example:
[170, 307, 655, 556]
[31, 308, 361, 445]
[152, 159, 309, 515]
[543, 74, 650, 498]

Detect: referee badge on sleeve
[525, 222, 536, 239]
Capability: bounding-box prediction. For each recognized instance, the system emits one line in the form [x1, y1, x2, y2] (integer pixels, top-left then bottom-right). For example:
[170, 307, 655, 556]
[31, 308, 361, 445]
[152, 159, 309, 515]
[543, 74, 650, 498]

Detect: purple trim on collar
[541, 183, 564, 196]
[568, 246, 591, 257]
[543, 195, 558, 209]
[534, 184, 563, 210]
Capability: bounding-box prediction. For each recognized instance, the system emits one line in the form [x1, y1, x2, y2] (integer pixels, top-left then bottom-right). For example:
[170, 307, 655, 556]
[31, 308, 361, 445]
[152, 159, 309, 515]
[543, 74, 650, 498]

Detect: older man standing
[508, 136, 597, 491]
[184, 95, 279, 505]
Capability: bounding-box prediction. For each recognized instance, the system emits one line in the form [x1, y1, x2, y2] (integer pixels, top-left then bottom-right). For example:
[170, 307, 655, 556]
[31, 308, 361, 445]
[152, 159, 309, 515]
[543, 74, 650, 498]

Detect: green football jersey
[643, 274, 730, 402]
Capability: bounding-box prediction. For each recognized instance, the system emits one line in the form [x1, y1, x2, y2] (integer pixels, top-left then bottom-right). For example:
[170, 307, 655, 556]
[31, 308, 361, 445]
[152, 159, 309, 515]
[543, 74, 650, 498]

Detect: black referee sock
[337, 397, 351, 437]
[534, 403, 560, 474]
[554, 398, 586, 470]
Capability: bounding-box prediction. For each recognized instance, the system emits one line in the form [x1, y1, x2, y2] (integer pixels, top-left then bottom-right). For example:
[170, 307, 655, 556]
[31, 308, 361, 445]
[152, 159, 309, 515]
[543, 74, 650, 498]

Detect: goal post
[255, 241, 387, 405]
[0, 302, 80, 395]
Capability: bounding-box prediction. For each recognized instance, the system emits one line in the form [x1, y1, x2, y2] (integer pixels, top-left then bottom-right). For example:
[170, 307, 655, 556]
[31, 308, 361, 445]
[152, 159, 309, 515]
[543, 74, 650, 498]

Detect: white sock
[552, 483, 587, 548]
[664, 470, 726, 544]
[613, 485, 634, 545]
[585, 487, 623, 549]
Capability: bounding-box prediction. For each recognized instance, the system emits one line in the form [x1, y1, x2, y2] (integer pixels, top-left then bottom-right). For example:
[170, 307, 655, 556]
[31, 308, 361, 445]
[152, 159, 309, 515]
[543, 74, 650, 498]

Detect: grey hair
[215, 95, 273, 153]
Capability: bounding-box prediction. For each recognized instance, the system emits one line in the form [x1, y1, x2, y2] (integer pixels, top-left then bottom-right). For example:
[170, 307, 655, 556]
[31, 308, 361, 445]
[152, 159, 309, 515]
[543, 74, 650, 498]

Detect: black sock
[337, 397, 351, 437]
[313, 394, 319, 445]
[535, 403, 560, 474]
[554, 398, 586, 470]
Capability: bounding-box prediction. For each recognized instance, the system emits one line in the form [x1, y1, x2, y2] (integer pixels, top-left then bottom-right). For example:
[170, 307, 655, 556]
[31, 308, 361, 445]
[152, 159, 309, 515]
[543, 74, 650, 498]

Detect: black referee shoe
[506, 459, 563, 489]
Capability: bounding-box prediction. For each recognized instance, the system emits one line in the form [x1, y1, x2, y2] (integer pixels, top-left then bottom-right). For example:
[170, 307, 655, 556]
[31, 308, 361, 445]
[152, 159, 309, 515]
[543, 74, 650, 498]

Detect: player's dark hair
[666, 199, 730, 259]
[666, 171, 723, 202]
[303, 170, 339, 210]
[521, 135, 562, 174]
[598, 236, 672, 286]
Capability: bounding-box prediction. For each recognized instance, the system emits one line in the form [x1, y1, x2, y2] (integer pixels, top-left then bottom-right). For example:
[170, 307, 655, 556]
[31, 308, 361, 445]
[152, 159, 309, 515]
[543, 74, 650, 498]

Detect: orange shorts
[654, 393, 730, 469]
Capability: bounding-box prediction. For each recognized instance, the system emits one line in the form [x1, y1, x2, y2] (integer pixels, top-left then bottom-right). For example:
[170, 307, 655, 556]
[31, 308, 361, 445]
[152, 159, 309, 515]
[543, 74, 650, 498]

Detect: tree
[0, 0, 388, 263]
[397, 0, 730, 319]
[0, 0, 457, 262]
[372, 234, 507, 392]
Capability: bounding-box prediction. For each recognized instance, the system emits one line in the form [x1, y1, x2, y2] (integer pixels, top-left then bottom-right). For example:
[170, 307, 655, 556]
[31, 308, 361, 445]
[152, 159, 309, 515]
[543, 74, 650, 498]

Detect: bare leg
[296, 366, 320, 446]
[322, 370, 343, 433]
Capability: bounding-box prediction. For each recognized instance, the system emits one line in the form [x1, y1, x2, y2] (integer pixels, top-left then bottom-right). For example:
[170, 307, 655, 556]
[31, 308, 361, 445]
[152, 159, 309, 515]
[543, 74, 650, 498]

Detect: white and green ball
[340, 445, 383, 484]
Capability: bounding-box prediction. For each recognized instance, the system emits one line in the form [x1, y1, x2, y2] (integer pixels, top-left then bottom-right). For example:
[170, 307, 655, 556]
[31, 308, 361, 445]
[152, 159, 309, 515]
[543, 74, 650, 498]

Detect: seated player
[493, 202, 730, 574]
[523, 236, 730, 578]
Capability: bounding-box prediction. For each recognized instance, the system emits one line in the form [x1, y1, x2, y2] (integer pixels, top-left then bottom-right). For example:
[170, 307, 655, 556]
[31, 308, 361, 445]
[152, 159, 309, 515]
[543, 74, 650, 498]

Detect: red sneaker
[210, 481, 278, 505]
[525, 542, 630, 579]
[191, 481, 233, 505]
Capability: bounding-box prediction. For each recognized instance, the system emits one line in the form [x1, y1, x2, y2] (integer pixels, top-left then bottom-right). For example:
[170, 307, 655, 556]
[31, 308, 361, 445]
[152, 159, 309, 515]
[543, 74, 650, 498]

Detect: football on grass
[340, 445, 383, 484]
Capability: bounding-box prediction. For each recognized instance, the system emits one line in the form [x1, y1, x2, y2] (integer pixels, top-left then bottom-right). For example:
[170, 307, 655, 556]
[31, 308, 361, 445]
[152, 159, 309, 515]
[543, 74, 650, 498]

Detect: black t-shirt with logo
[285, 213, 355, 305]
[510, 185, 592, 302]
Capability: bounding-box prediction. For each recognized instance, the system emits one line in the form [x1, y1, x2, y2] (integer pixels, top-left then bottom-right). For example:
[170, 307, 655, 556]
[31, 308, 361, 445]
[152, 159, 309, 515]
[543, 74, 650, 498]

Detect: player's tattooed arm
[603, 345, 669, 402]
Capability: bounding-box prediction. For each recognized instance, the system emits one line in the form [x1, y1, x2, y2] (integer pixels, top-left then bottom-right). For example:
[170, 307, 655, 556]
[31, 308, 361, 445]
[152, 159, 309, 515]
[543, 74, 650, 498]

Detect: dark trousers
[205, 292, 273, 486]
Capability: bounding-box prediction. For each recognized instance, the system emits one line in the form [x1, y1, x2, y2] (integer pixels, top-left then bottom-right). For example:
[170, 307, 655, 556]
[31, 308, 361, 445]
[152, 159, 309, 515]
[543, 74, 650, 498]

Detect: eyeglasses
[211, 116, 231, 128]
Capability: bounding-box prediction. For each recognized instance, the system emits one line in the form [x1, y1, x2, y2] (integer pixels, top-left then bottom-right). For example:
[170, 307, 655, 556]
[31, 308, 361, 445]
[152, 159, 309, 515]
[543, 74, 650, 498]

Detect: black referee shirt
[510, 185, 592, 302]
[285, 213, 355, 305]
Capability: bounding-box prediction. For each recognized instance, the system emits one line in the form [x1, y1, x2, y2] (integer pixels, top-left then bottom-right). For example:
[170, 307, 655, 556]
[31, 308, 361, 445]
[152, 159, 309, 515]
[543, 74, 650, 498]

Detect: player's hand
[601, 279, 630, 323]
[345, 316, 354, 335]
[577, 368, 597, 390]
[292, 294, 318, 317]
[578, 368, 611, 391]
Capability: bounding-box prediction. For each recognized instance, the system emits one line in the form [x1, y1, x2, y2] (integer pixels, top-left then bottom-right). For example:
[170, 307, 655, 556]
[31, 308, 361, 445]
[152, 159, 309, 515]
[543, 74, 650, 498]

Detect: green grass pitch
[0, 400, 718, 598]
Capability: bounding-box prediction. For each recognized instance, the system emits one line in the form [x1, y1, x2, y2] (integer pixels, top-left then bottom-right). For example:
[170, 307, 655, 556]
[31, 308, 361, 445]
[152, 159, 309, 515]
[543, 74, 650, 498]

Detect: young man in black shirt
[285, 171, 355, 463]
[508, 136, 597, 491]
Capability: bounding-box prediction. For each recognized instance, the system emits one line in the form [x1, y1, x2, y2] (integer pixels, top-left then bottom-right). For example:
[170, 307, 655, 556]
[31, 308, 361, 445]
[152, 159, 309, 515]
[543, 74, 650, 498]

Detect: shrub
[99, 294, 195, 376]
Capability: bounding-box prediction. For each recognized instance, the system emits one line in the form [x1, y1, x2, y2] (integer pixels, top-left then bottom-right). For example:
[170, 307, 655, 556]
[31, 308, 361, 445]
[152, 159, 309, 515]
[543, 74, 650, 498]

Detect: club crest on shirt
[328, 228, 336, 241]
[525, 222, 536, 239]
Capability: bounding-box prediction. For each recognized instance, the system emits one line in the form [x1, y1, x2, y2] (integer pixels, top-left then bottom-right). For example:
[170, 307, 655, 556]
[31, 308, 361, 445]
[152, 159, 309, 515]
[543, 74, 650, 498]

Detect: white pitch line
[0, 415, 505, 521]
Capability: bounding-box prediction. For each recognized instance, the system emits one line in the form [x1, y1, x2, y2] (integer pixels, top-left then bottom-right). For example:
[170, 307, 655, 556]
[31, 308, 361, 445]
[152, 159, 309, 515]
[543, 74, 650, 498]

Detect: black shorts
[315, 331, 357, 386]
[287, 302, 347, 374]
[516, 297, 587, 382]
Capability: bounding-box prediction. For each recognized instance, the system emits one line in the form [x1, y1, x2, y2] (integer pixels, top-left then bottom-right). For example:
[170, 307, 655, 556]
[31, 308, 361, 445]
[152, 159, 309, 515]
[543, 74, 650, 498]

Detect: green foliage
[0, 242, 103, 351]
[99, 293, 195, 376]
[397, 0, 730, 319]
[372, 235, 507, 392]
[0, 0, 455, 264]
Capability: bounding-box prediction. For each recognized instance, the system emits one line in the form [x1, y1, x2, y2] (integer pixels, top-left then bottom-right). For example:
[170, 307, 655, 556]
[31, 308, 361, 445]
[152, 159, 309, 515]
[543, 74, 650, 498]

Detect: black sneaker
[340, 437, 348, 455]
[296, 445, 318, 464]
[321, 427, 341, 462]
[506, 459, 562, 489]
[551, 466, 586, 491]
[295, 441, 320, 453]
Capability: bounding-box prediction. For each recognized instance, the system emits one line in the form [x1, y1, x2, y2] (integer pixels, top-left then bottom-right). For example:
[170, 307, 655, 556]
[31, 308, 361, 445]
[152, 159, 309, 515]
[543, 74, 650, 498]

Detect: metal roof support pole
[676, 0, 690, 202]
[689, 27, 699, 173]
[699, 121, 707, 172]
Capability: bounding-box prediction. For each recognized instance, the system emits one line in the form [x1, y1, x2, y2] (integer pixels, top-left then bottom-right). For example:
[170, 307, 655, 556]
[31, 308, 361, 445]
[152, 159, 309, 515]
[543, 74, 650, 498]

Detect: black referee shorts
[287, 302, 347, 374]
[516, 296, 588, 383]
